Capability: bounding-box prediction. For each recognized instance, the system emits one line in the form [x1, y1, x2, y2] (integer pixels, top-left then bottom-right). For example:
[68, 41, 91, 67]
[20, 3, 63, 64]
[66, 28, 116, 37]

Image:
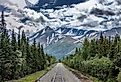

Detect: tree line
[0, 11, 56, 81]
[63, 32, 121, 82]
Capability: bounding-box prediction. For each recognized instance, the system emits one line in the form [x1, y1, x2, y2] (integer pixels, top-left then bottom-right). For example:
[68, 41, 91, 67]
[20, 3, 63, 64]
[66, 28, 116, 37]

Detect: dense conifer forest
[0, 11, 56, 81]
[63, 32, 121, 82]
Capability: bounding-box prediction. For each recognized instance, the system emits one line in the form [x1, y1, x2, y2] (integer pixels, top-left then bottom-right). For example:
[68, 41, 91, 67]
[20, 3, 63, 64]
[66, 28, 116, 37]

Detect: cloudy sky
[0, 0, 26, 9]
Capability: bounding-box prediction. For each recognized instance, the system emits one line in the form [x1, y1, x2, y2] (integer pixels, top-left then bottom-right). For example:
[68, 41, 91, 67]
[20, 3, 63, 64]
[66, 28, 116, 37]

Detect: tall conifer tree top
[0, 11, 6, 28]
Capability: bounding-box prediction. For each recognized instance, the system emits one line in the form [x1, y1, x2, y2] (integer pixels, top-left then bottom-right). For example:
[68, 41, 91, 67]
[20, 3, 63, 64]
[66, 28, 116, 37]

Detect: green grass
[8, 64, 56, 82]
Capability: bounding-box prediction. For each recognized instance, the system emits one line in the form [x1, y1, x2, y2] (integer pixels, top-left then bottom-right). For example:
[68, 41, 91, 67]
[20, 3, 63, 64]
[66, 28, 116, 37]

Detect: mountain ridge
[0, 0, 121, 58]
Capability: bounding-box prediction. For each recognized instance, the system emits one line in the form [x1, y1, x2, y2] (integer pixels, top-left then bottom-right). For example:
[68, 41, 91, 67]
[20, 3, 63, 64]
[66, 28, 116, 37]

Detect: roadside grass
[8, 64, 56, 82]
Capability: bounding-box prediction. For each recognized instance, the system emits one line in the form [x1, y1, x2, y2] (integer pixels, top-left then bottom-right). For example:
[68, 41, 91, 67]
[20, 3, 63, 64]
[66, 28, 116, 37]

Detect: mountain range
[0, 0, 121, 59]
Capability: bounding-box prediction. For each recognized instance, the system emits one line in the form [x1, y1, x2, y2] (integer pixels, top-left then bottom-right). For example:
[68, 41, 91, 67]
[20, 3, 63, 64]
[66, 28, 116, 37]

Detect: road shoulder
[64, 65, 93, 82]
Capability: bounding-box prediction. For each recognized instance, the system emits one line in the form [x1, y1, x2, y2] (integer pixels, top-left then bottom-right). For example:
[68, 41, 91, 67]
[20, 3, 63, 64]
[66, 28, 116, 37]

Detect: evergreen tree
[40, 45, 46, 70]
[88, 39, 96, 59]
[82, 38, 90, 60]
[18, 29, 21, 50]
[62, 33, 121, 82]
[25, 37, 32, 74]
[21, 30, 27, 57]
[37, 42, 43, 70]
[0, 11, 56, 81]
[11, 29, 17, 51]
[0, 29, 12, 81]
[0, 11, 6, 29]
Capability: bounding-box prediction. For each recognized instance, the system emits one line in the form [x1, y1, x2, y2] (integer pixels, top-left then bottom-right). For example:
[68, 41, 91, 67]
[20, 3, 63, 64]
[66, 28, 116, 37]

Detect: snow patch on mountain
[1, 0, 121, 58]
[27, 0, 39, 5]
[1, 0, 121, 41]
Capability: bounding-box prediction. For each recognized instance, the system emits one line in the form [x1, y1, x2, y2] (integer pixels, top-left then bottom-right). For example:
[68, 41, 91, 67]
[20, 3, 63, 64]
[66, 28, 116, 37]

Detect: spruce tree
[0, 11, 6, 29]
[11, 29, 17, 51]
[41, 45, 47, 69]
[89, 39, 96, 59]
[0, 29, 12, 81]
[82, 38, 90, 60]
[18, 29, 21, 50]
[0, 11, 56, 81]
[37, 42, 43, 70]
[25, 37, 33, 74]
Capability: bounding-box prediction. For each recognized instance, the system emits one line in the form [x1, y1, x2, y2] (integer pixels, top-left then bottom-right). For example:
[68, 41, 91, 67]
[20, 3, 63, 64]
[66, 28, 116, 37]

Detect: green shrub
[118, 71, 121, 82]
[80, 57, 117, 81]
[106, 78, 117, 82]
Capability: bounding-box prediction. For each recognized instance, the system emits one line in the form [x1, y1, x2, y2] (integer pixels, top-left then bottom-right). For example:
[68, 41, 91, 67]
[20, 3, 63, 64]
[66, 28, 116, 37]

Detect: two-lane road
[37, 63, 81, 82]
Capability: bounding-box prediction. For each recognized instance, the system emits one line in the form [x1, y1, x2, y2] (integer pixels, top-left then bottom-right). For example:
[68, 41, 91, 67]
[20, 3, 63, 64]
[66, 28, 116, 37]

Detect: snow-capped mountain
[1, 0, 121, 58]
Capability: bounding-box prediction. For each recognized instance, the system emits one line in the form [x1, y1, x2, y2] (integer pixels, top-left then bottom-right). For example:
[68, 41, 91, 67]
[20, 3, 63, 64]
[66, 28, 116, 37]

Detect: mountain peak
[1, 0, 121, 58]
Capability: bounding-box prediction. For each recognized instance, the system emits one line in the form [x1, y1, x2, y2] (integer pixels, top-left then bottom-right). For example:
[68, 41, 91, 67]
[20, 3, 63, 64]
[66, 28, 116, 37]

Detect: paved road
[37, 63, 81, 82]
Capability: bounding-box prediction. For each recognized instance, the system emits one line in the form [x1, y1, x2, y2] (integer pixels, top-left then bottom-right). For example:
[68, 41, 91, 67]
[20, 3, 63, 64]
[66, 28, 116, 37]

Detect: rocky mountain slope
[0, 0, 121, 58]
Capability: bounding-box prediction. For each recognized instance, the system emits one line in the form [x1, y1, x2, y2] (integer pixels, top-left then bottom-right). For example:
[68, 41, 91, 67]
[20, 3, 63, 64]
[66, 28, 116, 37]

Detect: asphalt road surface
[37, 63, 81, 82]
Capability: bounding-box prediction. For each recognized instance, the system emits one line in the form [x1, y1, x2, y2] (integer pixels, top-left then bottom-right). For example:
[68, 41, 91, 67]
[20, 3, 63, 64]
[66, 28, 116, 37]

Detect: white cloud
[0, 0, 26, 9]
